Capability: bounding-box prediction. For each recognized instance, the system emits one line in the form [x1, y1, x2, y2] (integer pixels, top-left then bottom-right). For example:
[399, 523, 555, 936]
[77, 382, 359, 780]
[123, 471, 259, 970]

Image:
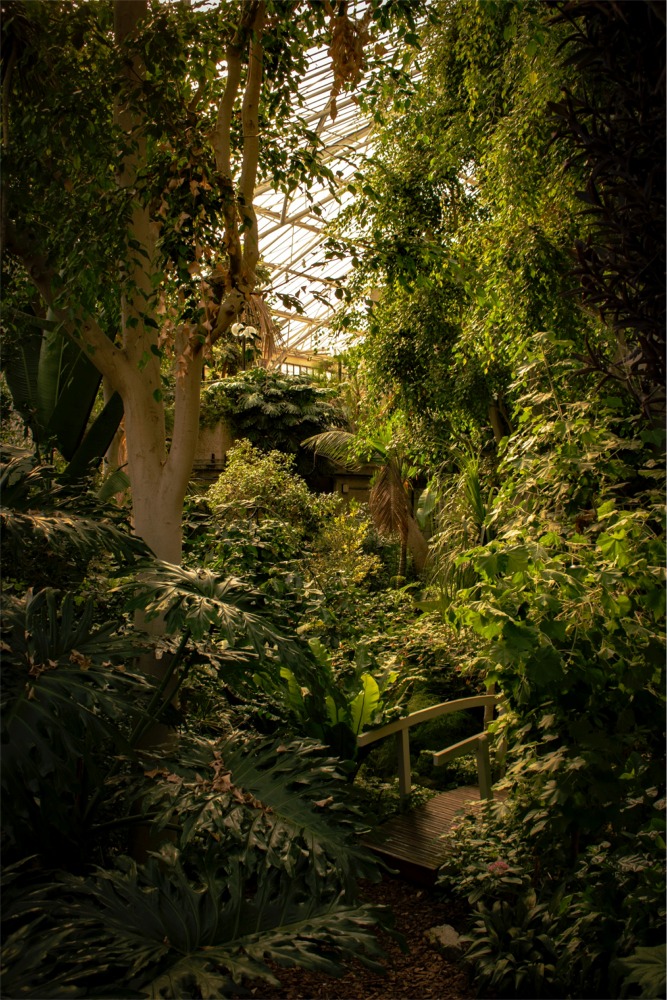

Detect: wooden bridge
[358, 694, 505, 884]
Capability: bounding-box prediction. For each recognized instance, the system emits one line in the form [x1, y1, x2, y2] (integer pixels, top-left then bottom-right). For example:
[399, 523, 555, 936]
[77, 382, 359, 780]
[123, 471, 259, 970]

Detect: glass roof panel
[251, 1, 422, 361]
[254, 34, 386, 358]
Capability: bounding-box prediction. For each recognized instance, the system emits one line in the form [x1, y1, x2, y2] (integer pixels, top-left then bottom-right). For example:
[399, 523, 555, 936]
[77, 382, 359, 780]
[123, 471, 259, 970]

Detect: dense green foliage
[1, 461, 401, 996]
[206, 439, 339, 531]
[328, 0, 596, 449]
[322, 2, 665, 997]
[549, 0, 665, 414]
[426, 343, 665, 999]
[1, 1, 664, 997]
[187, 441, 439, 761]
[200, 368, 344, 458]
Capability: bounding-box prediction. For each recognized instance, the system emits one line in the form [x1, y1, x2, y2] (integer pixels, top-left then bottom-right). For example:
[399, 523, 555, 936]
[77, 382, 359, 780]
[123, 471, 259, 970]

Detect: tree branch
[210, 1, 266, 341]
[4, 221, 124, 385]
[166, 326, 205, 492]
[210, 4, 257, 293]
[238, 2, 266, 277]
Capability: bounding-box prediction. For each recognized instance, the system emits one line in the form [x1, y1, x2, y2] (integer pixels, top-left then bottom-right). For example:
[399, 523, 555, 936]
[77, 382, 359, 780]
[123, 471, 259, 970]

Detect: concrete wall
[193, 421, 234, 472]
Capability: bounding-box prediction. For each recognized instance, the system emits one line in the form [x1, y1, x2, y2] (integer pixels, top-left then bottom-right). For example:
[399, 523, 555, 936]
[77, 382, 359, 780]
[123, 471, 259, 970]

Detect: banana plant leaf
[62, 391, 124, 481]
[3, 306, 122, 469]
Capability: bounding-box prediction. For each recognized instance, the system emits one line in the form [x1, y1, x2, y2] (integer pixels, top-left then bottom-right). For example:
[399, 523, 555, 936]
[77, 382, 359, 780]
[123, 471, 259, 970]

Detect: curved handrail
[357, 694, 497, 748]
[357, 693, 499, 801]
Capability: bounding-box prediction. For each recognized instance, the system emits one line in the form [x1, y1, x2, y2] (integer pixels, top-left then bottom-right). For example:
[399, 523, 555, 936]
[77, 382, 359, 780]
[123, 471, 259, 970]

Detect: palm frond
[368, 463, 411, 541]
[302, 429, 361, 470]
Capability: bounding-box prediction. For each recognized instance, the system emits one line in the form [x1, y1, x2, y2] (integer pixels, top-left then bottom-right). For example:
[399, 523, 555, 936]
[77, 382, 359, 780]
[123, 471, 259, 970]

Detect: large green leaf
[2, 320, 43, 430]
[2, 852, 390, 998]
[302, 429, 361, 469]
[621, 944, 667, 999]
[1, 589, 151, 856]
[121, 563, 288, 651]
[3, 307, 121, 467]
[129, 735, 379, 892]
[350, 673, 381, 735]
[63, 391, 124, 480]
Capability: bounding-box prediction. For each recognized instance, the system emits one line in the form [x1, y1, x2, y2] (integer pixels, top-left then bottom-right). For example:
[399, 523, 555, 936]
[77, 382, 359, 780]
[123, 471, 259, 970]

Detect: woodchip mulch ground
[246, 875, 476, 1000]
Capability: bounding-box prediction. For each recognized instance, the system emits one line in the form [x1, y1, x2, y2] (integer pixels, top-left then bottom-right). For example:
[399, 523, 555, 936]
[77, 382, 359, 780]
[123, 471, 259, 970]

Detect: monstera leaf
[126, 734, 380, 893]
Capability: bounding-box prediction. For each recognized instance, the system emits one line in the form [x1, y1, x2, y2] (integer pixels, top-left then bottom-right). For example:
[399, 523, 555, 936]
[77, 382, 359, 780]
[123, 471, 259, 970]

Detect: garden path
[249, 874, 475, 1000]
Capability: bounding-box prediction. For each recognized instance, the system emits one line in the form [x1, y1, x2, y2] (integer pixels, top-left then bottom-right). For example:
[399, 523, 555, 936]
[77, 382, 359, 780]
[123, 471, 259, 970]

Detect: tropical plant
[0, 452, 148, 591]
[548, 0, 666, 416]
[431, 343, 665, 997]
[200, 367, 345, 460]
[206, 439, 341, 536]
[306, 500, 384, 591]
[1, 484, 394, 996]
[3, 0, 418, 568]
[439, 792, 667, 999]
[418, 441, 497, 609]
[1, 289, 123, 478]
[2, 732, 391, 998]
[620, 944, 667, 1000]
[326, 0, 596, 455]
[1, 587, 150, 867]
[304, 422, 429, 576]
[3, 850, 388, 1000]
[273, 636, 421, 763]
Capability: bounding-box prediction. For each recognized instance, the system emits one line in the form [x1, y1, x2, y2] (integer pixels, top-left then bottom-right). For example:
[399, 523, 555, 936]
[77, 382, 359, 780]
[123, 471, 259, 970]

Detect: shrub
[206, 439, 341, 535]
[434, 363, 665, 999]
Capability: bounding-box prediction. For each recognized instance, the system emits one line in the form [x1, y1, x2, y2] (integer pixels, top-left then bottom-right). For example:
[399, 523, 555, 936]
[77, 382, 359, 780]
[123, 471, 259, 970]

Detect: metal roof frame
[254, 44, 381, 357]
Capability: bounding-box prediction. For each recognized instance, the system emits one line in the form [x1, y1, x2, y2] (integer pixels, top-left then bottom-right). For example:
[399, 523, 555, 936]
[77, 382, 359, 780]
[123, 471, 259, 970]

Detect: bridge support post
[396, 729, 411, 800]
[477, 735, 493, 800]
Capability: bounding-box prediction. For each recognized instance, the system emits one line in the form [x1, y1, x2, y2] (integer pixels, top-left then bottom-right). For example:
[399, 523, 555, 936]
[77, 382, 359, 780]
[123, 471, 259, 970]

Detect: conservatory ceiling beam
[259, 210, 324, 239]
[276, 105, 332, 223]
[253, 126, 372, 197]
[255, 206, 323, 233]
[262, 262, 341, 286]
[267, 239, 325, 284]
[278, 313, 359, 353]
[259, 189, 347, 240]
[271, 309, 322, 326]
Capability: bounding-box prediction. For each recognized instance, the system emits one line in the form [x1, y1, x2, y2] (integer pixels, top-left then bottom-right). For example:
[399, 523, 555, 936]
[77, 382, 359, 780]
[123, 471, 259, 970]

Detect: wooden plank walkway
[362, 786, 491, 885]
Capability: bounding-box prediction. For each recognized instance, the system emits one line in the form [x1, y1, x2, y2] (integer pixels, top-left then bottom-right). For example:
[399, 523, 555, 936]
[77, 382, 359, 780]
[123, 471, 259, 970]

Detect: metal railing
[357, 694, 498, 802]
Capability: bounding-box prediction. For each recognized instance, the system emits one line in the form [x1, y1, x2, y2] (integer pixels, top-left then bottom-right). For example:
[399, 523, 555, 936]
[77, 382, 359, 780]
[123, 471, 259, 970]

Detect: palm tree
[303, 428, 429, 576]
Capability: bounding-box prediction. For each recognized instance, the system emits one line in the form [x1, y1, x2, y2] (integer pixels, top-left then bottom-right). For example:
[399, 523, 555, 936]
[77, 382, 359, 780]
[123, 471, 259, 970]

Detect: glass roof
[255, 26, 416, 362]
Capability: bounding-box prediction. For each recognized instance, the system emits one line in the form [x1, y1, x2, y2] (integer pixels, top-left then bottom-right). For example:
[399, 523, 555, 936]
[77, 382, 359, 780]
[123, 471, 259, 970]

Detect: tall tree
[2, 0, 418, 562]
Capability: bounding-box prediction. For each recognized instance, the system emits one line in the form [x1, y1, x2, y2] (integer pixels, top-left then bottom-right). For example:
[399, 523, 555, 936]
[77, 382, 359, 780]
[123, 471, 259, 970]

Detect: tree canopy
[2, 0, 418, 562]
